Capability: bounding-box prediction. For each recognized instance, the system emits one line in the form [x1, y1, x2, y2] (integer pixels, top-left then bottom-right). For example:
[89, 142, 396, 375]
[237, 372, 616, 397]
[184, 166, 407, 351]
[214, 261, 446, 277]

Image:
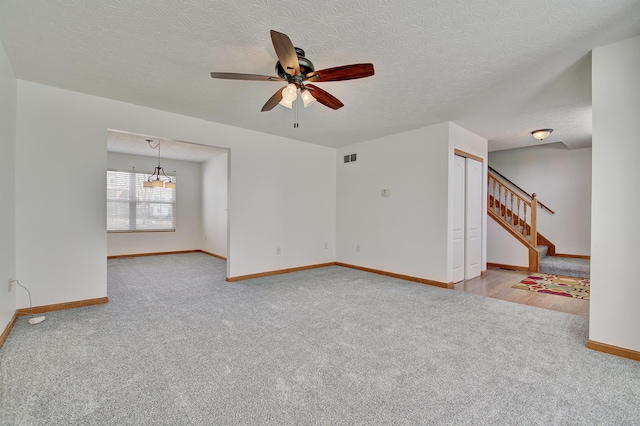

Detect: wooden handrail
[488, 166, 555, 214]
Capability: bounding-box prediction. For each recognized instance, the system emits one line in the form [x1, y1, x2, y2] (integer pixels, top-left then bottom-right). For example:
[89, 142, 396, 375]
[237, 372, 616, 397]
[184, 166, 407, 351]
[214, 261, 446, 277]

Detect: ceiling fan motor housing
[276, 47, 314, 81]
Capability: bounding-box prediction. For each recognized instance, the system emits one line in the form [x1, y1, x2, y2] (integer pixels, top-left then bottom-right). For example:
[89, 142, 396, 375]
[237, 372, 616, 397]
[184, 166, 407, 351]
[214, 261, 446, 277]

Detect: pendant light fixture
[144, 139, 175, 189]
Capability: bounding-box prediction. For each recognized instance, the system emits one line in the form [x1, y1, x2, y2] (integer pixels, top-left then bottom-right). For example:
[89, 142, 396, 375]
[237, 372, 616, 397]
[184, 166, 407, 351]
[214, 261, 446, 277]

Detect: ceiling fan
[210, 30, 375, 112]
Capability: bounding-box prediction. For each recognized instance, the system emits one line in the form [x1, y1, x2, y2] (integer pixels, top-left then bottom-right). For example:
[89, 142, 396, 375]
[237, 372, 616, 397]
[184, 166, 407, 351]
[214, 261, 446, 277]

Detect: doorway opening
[106, 129, 230, 277]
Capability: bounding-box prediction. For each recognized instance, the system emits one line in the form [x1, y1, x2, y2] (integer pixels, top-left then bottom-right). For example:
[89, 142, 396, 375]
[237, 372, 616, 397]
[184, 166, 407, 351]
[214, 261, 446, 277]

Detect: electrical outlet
[324, 242, 328, 249]
[276, 247, 281, 255]
[356, 244, 360, 252]
[8, 278, 13, 292]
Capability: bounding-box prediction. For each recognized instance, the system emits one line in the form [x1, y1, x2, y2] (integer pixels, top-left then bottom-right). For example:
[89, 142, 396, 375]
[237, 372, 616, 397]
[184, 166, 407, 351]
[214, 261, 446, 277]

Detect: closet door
[465, 158, 482, 280]
[452, 155, 466, 283]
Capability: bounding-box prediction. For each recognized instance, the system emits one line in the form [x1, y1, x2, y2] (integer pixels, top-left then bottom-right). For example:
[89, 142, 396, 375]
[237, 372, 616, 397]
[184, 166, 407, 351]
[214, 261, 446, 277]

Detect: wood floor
[453, 267, 589, 317]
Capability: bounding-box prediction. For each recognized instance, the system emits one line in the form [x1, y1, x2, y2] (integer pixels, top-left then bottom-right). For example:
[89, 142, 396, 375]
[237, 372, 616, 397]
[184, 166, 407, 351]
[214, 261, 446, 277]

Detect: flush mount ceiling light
[531, 129, 553, 141]
[143, 139, 175, 189]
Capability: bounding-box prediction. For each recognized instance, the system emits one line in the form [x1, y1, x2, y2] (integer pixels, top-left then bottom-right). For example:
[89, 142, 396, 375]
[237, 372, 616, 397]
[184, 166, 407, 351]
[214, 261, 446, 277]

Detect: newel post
[530, 193, 538, 246]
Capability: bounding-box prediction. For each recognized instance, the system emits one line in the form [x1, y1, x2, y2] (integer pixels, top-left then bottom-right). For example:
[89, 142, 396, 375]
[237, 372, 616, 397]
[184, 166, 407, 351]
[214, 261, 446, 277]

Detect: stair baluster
[530, 194, 538, 246]
[491, 178, 496, 211]
[510, 193, 515, 231]
[516, 198, 521, 234]
[499, 183, 505, 219]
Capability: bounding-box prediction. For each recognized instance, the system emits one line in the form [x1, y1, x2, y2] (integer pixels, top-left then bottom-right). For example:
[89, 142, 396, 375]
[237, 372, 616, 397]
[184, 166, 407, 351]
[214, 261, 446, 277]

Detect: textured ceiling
[107, 130, 227, 162]
[1, 0, 640, 152]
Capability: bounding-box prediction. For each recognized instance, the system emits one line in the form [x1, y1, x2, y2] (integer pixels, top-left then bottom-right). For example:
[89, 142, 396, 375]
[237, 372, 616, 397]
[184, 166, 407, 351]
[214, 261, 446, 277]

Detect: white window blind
[107, 170, 176, 232]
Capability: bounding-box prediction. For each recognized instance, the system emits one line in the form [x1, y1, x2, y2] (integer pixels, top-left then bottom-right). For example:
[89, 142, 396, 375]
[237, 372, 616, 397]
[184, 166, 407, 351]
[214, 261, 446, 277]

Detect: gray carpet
[540, 256, 591, 279]
[1, 253, 638, 425]
[537, 245, 591, 278]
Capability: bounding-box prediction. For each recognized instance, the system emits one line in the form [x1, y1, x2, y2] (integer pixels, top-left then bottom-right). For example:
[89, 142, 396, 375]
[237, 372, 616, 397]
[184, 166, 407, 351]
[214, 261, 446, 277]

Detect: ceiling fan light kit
[279, 98, 293, 109]
[282, 83, 298, 102]
[300, 89, 316, 107]
[210, 30, 375, 118]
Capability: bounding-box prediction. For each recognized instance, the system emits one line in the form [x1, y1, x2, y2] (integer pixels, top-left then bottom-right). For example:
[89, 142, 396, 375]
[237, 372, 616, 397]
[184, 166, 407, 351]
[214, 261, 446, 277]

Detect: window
[107, 170, 176, 232]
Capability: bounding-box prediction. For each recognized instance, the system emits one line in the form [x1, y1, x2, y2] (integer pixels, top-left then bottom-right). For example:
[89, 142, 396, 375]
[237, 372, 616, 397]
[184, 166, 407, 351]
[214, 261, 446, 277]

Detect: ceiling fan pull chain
[294, 96, 299, 128]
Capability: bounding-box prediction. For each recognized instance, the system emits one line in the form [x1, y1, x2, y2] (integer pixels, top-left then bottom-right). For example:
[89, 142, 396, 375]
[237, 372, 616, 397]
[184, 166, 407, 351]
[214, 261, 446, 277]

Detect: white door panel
[453, 155, 465, 283]
[465, 158, 482, 280]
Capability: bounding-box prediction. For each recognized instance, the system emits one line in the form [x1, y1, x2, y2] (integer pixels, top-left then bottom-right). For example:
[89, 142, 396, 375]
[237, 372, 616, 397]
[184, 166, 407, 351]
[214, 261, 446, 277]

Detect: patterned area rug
[512, 274, 590, 300]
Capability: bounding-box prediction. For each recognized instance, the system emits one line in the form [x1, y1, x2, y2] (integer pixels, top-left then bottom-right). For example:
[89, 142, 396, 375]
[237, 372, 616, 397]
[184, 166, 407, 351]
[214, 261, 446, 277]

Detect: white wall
[15, 81, 336, 308]
[489, 143, 592, 256]
[202, 151, 228, 258]
[107, 152, 203, 256]
[336, 123, 449, 282]
[336, 122, 486, 285]
[0, 41, 16, 331]
[590, 35, 640, 353]
[487, 219, 529, 268]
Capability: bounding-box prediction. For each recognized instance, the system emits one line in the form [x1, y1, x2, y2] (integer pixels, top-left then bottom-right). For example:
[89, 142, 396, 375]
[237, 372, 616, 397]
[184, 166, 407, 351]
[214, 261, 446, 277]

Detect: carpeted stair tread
[540, 256, 590, 278]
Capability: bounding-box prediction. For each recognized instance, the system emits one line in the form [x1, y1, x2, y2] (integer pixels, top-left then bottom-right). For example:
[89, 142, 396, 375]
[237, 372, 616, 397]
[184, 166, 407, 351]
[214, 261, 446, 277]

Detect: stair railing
[488, 171, 538, 246]
[488, 166, 554, 214]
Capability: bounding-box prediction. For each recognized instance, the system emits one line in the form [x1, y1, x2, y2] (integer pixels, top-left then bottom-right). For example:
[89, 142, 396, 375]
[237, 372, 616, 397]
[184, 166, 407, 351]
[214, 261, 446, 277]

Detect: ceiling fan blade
[306, 63, 375, 82]
[270, 30, 300, 76]
[261, 86, 285, 112]
[210, 72, 283, 81]
[305, 84, 344, 110]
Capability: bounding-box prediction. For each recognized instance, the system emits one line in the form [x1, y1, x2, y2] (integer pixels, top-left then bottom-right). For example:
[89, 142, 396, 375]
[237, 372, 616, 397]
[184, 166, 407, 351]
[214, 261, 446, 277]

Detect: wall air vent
[343, 153, 357, 163]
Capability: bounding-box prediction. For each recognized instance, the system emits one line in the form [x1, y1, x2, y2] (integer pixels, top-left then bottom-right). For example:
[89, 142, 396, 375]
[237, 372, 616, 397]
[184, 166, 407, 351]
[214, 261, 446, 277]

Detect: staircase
[538, 245, 590, 278]
[488, 169, 590, 278]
